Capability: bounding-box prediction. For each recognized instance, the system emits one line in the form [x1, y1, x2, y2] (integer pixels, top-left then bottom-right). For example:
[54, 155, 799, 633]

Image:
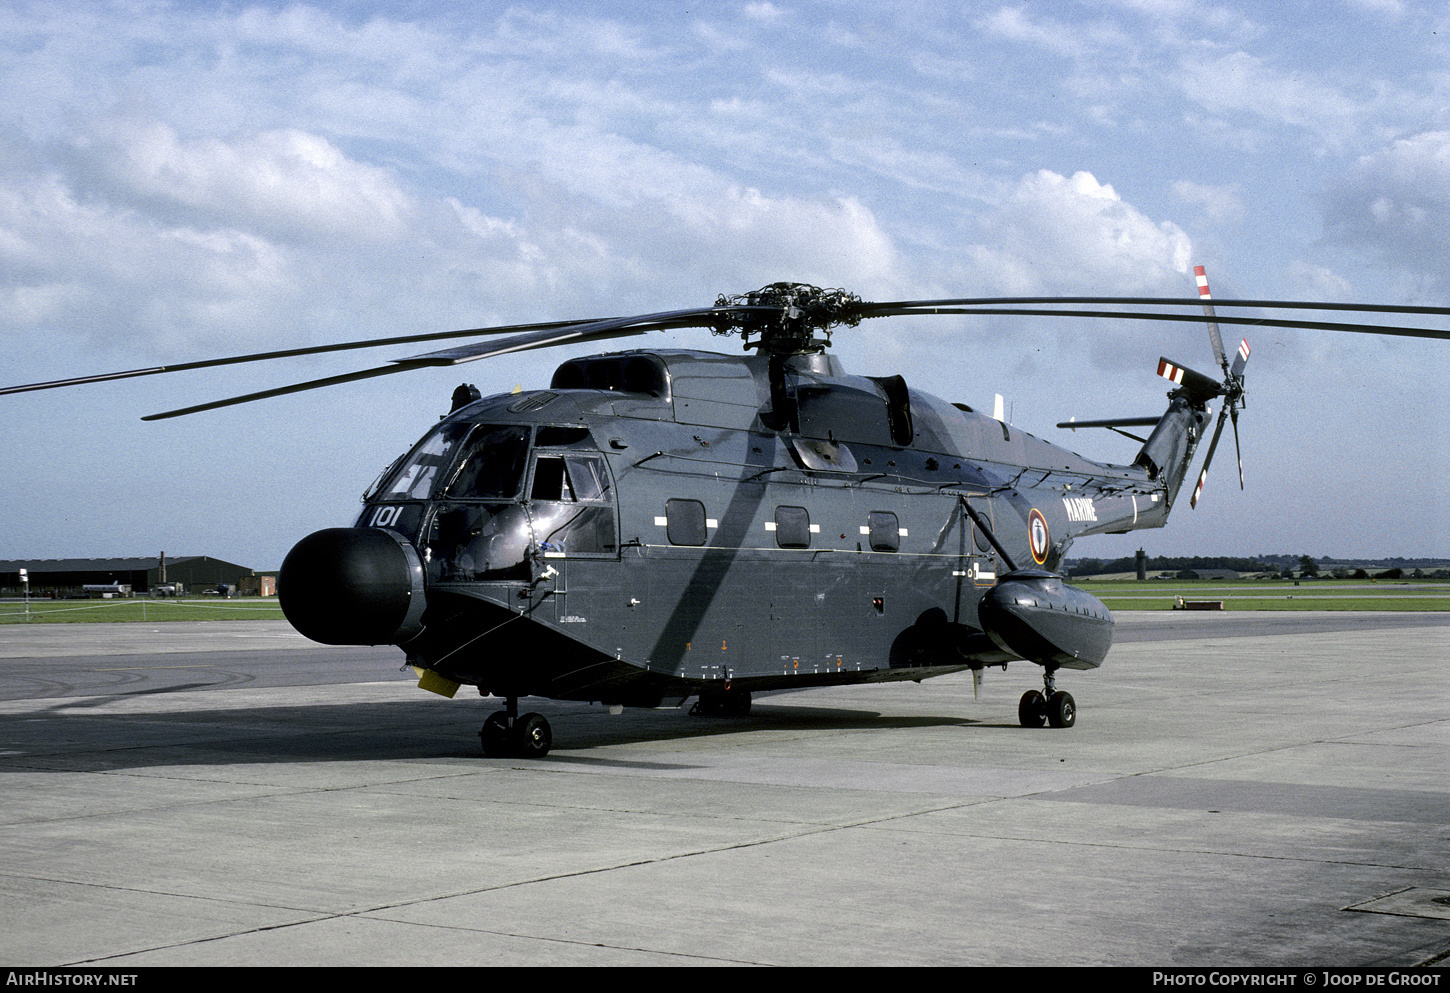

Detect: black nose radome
[279, 528, 426, 646]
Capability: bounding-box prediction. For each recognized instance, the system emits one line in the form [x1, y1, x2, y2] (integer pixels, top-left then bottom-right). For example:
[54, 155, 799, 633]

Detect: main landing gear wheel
[478, 701, 553, 758]
[1047, 690, 1076, 729]
[1018, 690, 1047, 728]
[1020, 670, 1078, 729]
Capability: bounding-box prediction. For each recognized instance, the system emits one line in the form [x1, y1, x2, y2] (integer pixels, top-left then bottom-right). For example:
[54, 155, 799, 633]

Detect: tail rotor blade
[1230, 404, 1245, 490]
[1191, 404, 1230, 509]
[1227, 337, 1250, 490]
[1158, 357, 1223, 401]
[1229, 337, 1250, 380]
[1195, 265, 1229, 376]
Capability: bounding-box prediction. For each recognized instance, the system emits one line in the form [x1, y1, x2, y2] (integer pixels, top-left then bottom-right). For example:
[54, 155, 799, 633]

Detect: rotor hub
[712, 282, 864, 355]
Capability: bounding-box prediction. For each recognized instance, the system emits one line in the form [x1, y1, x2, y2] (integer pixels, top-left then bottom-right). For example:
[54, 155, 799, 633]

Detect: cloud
[0, 100, 903, 359]
[1341, 0, 1406, 17]
[1285, 260, 1353, 299]
[1323, 130, 1450, 293]
[975, 5, 1129, 58]
[0, 164, 296, 352]
[1179, 52, 1351, 138]
[1172, 180, 1244, 226]
[77, 120, 414, 244]
[966, 169, 1193, 294]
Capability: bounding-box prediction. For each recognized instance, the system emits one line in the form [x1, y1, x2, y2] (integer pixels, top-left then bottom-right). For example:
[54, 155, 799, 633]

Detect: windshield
[377, 423, 529, 502]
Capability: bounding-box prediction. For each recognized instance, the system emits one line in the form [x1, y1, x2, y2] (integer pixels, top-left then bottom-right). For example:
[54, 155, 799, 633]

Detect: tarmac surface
[1, 613, 1447, 967]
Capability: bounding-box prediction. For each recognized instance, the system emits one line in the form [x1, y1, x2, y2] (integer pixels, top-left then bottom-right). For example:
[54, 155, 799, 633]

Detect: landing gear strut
[1018, 668, 1076, 729]
[479, 697, 552, 758]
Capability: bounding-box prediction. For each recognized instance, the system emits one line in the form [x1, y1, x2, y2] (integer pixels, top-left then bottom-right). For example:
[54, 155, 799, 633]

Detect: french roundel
[1028, 509, 1049, 565]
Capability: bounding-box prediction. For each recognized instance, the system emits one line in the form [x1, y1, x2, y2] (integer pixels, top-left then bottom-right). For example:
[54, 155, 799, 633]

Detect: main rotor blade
[11, 282, 1445, 420]
[140, 306, 761, 420]
[1055, 416, 1162, 429]
[866, 305, 1450, 341]
[861, 296, 1450, 318]
[142, 363, 427, 420]
[401, 306, 747, 365]
[9, 293, 1447, 401]
[0, 318, 595, 398]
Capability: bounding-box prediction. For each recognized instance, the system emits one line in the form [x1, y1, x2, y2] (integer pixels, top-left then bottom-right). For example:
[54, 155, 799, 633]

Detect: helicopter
[6, 271, 1450, 757]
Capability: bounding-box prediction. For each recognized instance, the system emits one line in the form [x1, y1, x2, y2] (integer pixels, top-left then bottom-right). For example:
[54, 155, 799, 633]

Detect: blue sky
[3, 0, 1448, 569]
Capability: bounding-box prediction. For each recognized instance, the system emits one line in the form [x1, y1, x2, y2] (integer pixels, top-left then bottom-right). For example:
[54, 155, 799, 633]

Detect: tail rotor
[1162, 267, 1251, 508]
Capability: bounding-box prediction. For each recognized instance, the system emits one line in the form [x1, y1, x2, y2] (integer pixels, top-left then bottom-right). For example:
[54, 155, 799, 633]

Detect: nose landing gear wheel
[515, 713, 552, 758]
[480, 711, 512, 756]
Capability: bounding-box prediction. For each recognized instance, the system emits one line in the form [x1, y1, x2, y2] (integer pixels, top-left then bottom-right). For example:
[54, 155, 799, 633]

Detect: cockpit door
[524, 451, 619, 623]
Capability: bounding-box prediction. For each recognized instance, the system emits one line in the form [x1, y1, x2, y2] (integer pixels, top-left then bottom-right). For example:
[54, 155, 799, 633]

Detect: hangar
[0, 554, 260, 597]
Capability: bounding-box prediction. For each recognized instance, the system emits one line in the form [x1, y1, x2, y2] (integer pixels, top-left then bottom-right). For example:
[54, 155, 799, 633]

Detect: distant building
[0, 555, 262, 596]
[235, 573, 278, 597]
[1176, 568, 1241, 581]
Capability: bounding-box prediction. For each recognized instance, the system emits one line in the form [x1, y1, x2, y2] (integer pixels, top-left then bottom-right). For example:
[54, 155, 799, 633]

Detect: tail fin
[1133, 386, 1210, 502]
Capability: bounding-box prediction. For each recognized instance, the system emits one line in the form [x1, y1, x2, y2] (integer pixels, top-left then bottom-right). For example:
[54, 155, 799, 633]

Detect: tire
[515, 712, 552, 758]
[1018, 690, 1046, 728]
[480, 712, 511, 756]
[1047, 690, 1076, 729]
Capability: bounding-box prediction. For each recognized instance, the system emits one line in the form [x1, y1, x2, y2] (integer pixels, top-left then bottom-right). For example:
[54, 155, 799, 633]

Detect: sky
[3, 0, 1450, 570]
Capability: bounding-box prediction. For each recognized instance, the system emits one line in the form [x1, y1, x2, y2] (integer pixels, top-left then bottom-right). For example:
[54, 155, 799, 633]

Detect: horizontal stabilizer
[1056, 416, 1161, 430]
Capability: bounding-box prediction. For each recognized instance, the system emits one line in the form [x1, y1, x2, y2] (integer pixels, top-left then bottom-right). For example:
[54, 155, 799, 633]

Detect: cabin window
[535, 425, 591, 448]
[531, 456, 571, 502]
[666, 499, 708, 546]
[868, 511, 901, 552]
[774, 506, 811, 549]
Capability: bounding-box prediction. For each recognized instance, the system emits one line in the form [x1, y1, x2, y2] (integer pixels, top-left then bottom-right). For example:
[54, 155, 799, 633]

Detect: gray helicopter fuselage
[282, 347, 1205, 707]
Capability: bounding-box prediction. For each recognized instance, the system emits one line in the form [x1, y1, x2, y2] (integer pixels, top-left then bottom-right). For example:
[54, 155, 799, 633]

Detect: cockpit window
[377, 423, 529, 502]
[378, 423, 469, 500]
[442, 425, 530, 500]
[530, 454, 611, 503]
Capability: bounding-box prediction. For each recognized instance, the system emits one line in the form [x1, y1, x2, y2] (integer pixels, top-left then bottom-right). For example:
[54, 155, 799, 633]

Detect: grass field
[0, 597, 287, 624]
[3, 578, 1447, 624]
[1082, 578, 1450, 611]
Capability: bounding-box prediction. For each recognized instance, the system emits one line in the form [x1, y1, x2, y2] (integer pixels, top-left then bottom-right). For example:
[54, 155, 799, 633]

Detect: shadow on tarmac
[0, 695, 983, 772]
